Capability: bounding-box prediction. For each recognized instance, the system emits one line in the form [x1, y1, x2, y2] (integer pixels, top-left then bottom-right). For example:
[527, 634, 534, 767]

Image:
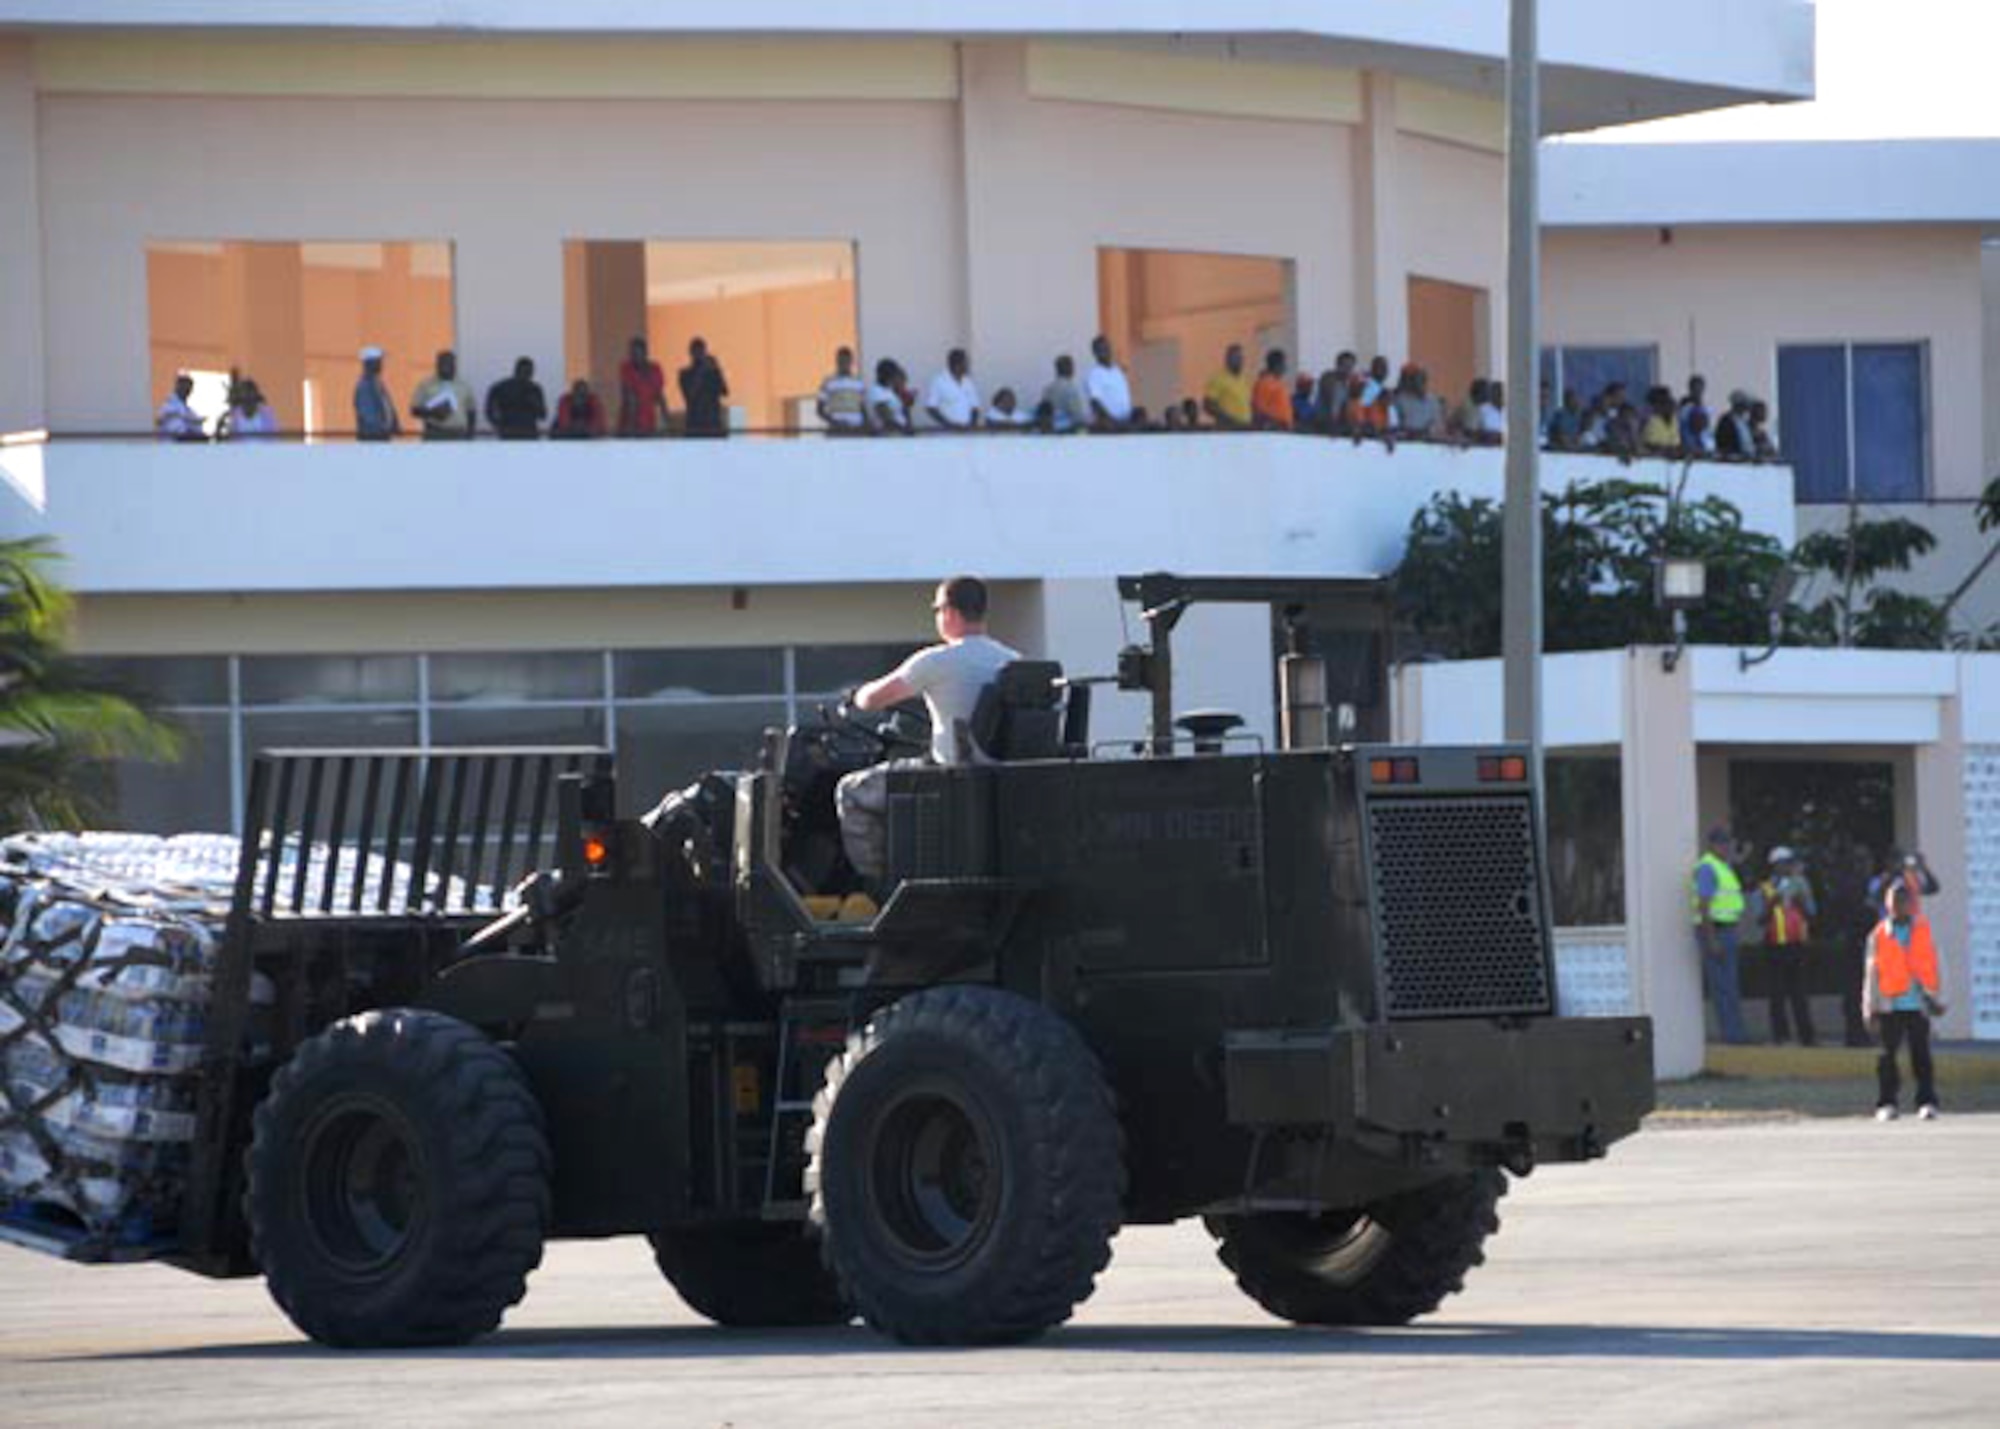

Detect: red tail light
[1369, 757, 1422, 784]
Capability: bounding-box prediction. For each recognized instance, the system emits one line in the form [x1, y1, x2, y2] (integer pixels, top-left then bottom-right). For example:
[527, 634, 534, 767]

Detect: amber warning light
[582, 833, 611, 868]
[1368, 757, 1422, 785]
[1478, 756, 1529, 783]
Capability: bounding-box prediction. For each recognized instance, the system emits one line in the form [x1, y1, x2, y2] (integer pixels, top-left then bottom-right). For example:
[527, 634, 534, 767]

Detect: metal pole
[1501, 0, 1542, 751]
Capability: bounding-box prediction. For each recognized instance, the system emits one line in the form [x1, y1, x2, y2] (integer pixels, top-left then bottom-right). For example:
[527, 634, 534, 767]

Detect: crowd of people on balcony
[153, 334, 1781, 465]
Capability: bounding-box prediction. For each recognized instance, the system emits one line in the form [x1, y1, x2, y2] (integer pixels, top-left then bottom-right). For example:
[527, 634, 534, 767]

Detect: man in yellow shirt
[1202, 344, 1253, 429]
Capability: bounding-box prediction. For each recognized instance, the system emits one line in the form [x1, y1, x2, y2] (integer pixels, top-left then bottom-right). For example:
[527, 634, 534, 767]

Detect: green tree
[1395, 480, 1791, 659]
[1791, 515, 1942, 648]
[1394, 478, 1959, 658]
[0, 537, 180, 828]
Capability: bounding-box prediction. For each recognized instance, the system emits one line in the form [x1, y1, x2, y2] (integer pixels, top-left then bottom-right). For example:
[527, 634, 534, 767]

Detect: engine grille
[1365, 794, 1553, 1018]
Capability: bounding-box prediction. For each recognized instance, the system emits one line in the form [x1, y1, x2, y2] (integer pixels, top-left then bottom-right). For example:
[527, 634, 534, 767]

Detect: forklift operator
[836, 575, 1019, 881]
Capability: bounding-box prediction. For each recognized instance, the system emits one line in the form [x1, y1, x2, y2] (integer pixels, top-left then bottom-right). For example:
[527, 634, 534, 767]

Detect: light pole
[1502, 0, 1541, 751]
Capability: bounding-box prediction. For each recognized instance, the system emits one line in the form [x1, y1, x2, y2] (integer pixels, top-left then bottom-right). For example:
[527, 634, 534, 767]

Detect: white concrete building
[1542, 137, 2000, 637]
[0, 0, 1812, 810]
[21, 4, 1998, 1078]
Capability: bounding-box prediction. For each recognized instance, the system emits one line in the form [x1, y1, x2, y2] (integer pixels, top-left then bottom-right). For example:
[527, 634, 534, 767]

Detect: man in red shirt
[618, 336, 671, 436]
[552, 378, 606, 439]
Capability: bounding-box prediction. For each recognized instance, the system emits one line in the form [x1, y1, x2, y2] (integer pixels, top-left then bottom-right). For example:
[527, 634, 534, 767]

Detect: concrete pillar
[0, 39, 45, 434]
[957, 41, 1035, 390]
[1915, 697, 1972, 1039]
[456, 232, 566, 417]
[568, 242, 644, 404]
[1351, 72, 1405, 367]
[227, 244, 305, 430]
[1622, 646, 1704, 1079]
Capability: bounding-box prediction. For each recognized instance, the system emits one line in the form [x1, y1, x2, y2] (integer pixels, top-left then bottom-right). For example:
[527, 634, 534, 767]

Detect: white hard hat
[1768, 845, 1795, 865]
[359, 345, 384, 361]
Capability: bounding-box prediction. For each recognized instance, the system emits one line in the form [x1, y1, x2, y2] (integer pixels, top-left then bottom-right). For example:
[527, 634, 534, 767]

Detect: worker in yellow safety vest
[1690, 825, 1749, 1045]
[1862, 881, 1945, 1120]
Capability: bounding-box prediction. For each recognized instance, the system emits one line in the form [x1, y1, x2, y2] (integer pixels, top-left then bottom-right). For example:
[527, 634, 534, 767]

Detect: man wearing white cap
[1753, 845, 1819, 1046]
[354, 346, 399, 441]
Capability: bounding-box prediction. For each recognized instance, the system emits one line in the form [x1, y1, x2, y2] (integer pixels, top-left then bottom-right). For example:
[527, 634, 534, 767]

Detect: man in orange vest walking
[1862, 882, 1945, 1121]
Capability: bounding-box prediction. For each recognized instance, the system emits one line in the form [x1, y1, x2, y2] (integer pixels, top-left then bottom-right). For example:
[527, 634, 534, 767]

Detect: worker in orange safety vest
[1861, 882, 1945, 1121]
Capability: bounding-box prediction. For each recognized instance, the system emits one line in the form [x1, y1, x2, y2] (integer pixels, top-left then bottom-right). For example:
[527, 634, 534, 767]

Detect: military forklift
[60, 572, 1655, 1347]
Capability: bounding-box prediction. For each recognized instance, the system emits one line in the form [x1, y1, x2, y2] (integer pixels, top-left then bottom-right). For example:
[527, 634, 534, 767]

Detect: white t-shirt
[923, 369, 982, 428]
[894, 633, 1021, 763]
[866, 382, 909, 429]
[1478, 402, 1506, 436]
[1085, 363, 1133, 422]
[156, 394, 203, 439]
[229, 405, 278, 439]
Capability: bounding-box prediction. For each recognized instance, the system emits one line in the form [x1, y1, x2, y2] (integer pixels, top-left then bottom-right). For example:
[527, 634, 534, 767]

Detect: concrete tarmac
[3, 1116, 1996, 1428]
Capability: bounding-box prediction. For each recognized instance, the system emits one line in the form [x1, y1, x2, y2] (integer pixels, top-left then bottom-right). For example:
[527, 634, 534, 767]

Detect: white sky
[1570, 0, 2000, 143]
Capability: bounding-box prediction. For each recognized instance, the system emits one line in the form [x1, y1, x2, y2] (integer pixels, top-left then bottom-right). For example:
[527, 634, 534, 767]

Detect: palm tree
[0, 537, 181, 828]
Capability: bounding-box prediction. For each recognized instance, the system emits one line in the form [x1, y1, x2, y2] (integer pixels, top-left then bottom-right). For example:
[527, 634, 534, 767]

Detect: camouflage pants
[835, 757, 928, 881]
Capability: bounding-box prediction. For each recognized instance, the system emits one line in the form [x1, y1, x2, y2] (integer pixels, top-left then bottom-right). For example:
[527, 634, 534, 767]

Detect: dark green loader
[101, 574, 1660, 1345]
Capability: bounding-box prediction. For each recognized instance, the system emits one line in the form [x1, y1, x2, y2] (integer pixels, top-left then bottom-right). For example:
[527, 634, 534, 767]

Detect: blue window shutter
[1777, 345, 1850, 503]
[1851, 343, 1926, 501]
[1559, 346, 1655, 408]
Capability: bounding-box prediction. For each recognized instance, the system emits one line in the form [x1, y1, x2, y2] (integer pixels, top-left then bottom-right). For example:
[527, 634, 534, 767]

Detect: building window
[146, 241, 455, 436]
[1096, 248, 1296, 419]
[1776, 343, 1928, 503]
[76, 642, 921, 835]
[562, 241, 858, 433]
[1545, 755, 1624, 927]
[1537, 345, 1657, 413]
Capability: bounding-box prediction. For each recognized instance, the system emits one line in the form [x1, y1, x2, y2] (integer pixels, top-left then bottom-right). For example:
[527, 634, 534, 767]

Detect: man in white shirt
[866, 357, 911, 434]
[156, 373, 206, 441]
[835, 576, 1020, 880]
[923, 348, 982, 430]
[1086, 334, 1138, 431]
[1478, 379, 1507, 441]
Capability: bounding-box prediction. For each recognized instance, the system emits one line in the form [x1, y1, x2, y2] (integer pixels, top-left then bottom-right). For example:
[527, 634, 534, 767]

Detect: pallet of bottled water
[0, 833, 242, 1254]
[0, 830, 497, 1256]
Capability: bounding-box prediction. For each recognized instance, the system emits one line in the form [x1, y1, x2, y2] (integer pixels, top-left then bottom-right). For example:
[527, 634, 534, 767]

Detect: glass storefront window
[240, 655, 419, 706]
[241, 710, 421, 758]
[1546, 756, 1625, 927]
[87, 711, 233, 835]
[615, 700, 787, 814]
[430, 707, 606, 748]
[428, 652, 604, 704]
[72, 655, 231, 707]
[614, 648, 784, 701]
[794, 643, 923, 696]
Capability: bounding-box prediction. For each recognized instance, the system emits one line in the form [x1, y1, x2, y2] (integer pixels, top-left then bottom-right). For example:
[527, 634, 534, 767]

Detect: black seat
[967, 661, 1066, 762]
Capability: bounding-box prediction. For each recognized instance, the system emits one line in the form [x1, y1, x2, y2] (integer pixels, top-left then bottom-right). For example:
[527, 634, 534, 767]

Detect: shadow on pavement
[52, 1320, 2000, 1365]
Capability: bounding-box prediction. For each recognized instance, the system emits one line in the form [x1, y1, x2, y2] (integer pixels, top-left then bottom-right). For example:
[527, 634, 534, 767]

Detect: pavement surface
[3, 1115, 1996, 1428]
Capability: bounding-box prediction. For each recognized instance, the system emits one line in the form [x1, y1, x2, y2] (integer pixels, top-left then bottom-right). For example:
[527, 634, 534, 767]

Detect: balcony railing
[0, 429, 1798, 597]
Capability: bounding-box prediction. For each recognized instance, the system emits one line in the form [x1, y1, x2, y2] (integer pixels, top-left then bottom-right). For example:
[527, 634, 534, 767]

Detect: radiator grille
[1365, 795, 1552, 1018]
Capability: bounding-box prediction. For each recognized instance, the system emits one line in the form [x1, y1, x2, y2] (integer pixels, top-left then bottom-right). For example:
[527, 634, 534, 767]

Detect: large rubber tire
[1206, 1170, 1506, 1327]
[650, 1222, 852, 1327]
[806, 986, 1125, 1345]
[246, 1008, 552, 1348]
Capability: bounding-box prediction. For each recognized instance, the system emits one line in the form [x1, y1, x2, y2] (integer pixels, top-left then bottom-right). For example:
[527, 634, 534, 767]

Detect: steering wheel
[823, 694, 929, 759]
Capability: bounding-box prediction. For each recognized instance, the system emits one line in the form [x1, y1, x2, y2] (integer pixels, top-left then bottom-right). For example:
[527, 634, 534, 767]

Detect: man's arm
[854, 672, 917, 712]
